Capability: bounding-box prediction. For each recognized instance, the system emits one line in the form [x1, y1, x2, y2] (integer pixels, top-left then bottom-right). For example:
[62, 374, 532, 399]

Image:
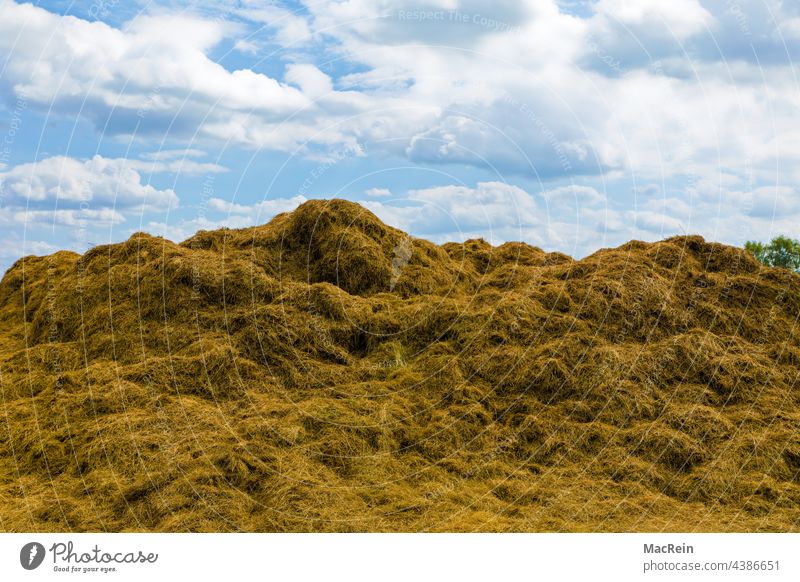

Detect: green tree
[745, 236, 800, 271]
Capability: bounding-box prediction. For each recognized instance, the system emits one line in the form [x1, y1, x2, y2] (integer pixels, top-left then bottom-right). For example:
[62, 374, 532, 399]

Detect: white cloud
[13, 208, 126, 227]
[142, 216, 246, 243]
[642, 196, 694, 219]
[0, 235, 58, 260]
[691, 184, 800, 220]
[0, 1, 313, 147]
[358, 181, 542, 246]
[2, 0, 800, 263]
[236, 2, 313, 46]
[285, 64, 333, 99]
[2, 0, 792, 186]
[356, 176, 799, 257]
[140, 149, 208, 161]
[365, 188, 392, 197]
[125, 159, 228, 176]
[362, 189, 605, 253]
[542, 185, 607, 206]
[2, 0, 799, 187]
[410, 181, 540, 228]
[0, 155, 178, 211]
[132, 149, 227, 174]
[625, 209, 686, 233]
[233, 39, 260, 55]
[593, 0, 713, 40]
[143, 195, 308, 242]
[208, 195, 307, 217]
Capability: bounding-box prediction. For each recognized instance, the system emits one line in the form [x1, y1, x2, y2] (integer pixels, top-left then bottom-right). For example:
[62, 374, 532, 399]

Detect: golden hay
[0, 198, 799, 532]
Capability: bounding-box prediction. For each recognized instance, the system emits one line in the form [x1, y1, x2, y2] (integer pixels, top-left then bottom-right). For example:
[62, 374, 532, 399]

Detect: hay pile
[1, 198, 799, 532]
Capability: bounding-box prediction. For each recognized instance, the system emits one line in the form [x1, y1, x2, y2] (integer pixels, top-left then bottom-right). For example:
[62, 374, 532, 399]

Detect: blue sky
[1, 0, 799, 272]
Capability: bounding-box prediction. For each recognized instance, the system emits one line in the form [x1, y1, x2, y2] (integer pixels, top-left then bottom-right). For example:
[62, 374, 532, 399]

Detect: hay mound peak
[1, 198, 799, 532]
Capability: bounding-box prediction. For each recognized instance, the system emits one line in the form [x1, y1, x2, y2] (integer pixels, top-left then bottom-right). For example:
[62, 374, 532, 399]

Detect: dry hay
[0, 199, 799, 532]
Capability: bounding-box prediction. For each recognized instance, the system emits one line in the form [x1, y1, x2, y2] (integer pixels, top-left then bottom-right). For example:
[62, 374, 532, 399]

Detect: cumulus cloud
[358, 181, 542, 246]
[2, 0, 800, 265]
[129, 149, 228, 174]
[361, 176, 796, 257]
[625, 209, 686, 234]
[144, 195, 308, 242]
[542, 185, 607, 206]
[140, 149, 208, 161]
[284, 64, 334, 99]
[0, 155, 178, 211]
[360, 180, 621, 254]
[0, 234, 58, 260]
[0, 0, 313, 148]
[411, 181, 540, 228]
[126, 159, 228, 176]
[594, 0, 713, 40]
[12, 208, 126, 227]
[4, 0, 798, 185]
[404, 110, 607, 178]
[208, 195, 307, 217]
[141, 217, 246, 244]
[235, 1, 313, 46]
[365, 188, 392, 197]
[233, 39, 260, 55]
